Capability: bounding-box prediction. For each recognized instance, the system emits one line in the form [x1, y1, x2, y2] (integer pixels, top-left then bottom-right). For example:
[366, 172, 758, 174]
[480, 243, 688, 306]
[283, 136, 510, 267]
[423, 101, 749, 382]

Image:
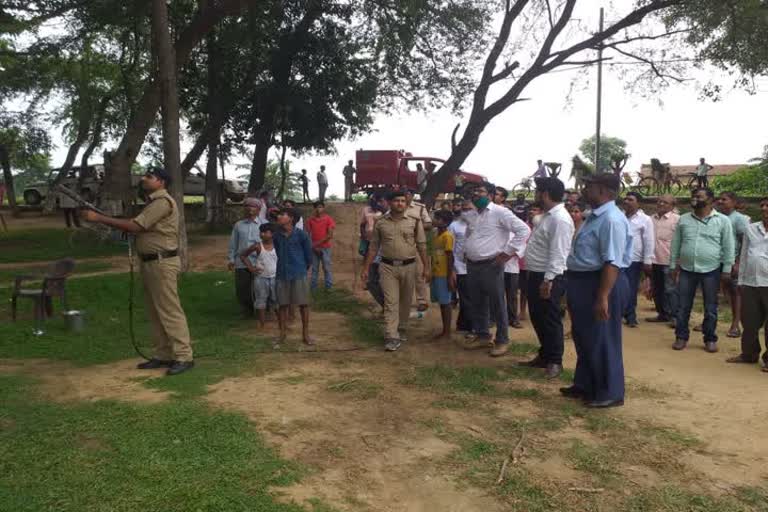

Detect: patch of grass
[0, 271, 275, 397]
[326, 378, 381, 400]
[583, 414, 627, 433]
[504, 342, 540, 355]
[623, 486, 759, 512]
[0, 228, 125, 263]
[455, 437, 497, 462]
[735, 487, 768, 512]
[0, 260, 114, 287]
[431, 396, 470, 409]
[311, 288, 383, 343]
[0, 374, 307, 512]
[638, 422, 701, 449]
[566, 439, 618, 482]
[407, 365, 501, 395]
[496, 470, 558, 512]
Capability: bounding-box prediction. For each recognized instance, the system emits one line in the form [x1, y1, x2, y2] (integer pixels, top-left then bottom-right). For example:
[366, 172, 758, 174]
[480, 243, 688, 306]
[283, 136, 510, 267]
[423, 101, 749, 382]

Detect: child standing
[431, 210, 455, 339]
[240, 223, 278, 328]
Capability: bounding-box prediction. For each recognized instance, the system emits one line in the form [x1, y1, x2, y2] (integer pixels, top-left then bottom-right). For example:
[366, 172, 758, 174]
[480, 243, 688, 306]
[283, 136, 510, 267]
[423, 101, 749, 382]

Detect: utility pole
[594, 7, 604, 174]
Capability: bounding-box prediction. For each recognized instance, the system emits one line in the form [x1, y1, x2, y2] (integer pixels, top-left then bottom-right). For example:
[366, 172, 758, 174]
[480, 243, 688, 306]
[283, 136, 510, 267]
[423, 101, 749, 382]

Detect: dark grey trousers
[235, 268, 254, 315]
[740, 286, 768, 361]
[468, 260, 508, 343]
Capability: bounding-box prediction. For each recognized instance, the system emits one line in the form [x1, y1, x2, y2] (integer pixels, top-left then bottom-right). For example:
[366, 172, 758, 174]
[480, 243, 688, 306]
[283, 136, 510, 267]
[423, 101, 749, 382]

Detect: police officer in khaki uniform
[404, 189, 432, 311]
[361, 190, 428, 351]
[81, 168, 194, 376]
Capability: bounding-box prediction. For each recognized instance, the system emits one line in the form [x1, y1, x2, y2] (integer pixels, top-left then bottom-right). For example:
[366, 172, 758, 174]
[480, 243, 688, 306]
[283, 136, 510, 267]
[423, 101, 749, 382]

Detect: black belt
[467, 258, 496, 265]
[140, 250, 178, 262]
[381, 257, 416, 267]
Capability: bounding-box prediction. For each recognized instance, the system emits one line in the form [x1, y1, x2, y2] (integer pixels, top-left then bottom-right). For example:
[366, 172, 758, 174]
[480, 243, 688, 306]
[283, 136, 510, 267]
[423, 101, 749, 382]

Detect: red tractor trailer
[354, 150, 484, 194]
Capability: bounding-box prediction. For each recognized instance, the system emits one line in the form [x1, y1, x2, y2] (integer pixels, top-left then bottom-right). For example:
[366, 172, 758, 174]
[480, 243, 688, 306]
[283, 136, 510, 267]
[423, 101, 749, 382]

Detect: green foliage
[711, 164, 768, 196]
[579, 134, 629, 172]
[668, 1, 768, 88]
[0, 374, 307, 512]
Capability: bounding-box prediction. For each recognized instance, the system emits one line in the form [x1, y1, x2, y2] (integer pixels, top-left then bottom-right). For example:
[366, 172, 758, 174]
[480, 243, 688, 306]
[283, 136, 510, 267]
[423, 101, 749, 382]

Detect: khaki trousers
[379, 262, 416, 340]
[140, 256, 193, 362]
[415, 257, 428, 306]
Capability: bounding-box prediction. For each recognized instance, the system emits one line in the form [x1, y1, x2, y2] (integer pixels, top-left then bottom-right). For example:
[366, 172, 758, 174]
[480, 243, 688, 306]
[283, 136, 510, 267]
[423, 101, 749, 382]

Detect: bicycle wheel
[686, 176, 699, 191]
[667, 177, 683, 196]
[633, 177, 656, 197]
[511, 183, 531, 196]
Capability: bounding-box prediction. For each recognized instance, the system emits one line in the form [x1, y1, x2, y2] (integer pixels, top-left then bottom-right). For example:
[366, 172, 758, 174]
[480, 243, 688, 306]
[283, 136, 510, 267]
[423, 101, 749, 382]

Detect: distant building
[639, 163, 745, 178]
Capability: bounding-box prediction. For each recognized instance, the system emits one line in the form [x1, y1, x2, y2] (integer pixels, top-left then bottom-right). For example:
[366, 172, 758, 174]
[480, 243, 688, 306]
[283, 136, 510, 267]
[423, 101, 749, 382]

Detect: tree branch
[611, 47, 687, 83]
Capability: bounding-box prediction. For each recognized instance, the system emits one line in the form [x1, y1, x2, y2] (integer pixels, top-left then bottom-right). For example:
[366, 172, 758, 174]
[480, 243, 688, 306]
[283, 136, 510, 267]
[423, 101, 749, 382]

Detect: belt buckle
[392, 260, 403, 267]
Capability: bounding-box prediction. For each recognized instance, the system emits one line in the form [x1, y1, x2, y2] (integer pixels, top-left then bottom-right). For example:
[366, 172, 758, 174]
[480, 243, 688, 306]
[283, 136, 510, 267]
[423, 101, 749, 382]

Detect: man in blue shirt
[564, 173, 632, 408]
[273, 207, 314, 345]
[227, 198, 262, 316]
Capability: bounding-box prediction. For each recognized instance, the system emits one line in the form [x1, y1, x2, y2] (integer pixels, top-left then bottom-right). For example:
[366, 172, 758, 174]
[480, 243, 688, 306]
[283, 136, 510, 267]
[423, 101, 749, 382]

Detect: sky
[44, 2, 768, 199]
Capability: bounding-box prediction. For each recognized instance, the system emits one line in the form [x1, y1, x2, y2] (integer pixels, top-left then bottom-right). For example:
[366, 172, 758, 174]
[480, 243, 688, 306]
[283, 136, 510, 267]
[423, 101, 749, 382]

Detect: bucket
[63, 310, 86, 332]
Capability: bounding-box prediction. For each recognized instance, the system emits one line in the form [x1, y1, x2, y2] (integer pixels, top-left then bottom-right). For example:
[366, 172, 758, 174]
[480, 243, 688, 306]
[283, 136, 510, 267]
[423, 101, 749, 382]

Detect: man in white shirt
[317, 165, 328, 202]
[518, 177, 574, 378]
[728, 197, 768, 372]
[533, 159, 547, 179]
[448, 199, 472, 332]
[622, 192, 654, 328]
[493, 186, 524, 329]
[462, 182, 530, 357]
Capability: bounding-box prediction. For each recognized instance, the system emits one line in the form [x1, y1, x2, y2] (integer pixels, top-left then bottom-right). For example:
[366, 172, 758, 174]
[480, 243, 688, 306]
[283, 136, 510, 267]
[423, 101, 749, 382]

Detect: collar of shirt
[692, 210, 717, 223]
[588, 201, 613, 219]
[148, 189, 168, 201]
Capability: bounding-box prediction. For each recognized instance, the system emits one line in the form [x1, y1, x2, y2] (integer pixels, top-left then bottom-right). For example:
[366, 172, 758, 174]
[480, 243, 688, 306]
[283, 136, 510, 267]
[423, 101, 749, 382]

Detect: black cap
[145, 166, 172, 186]
[582, 172, 620, 191]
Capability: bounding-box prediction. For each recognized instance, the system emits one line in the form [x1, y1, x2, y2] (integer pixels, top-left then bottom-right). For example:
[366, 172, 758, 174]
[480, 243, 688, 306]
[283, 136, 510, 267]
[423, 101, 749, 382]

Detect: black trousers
[527, 271, 567, 365]
[740, 286, 768, 361]
[63, 208, 81, 228]
[456, 274, 473, 332]
[235, 268, 254, 315]
[504, 272, 519, 324]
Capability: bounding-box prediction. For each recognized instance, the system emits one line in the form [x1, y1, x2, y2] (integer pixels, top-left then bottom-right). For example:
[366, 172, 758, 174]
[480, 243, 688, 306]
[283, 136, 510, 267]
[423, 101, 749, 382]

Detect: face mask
[473, 196, 491, 209]
[532, 214, 543, 228]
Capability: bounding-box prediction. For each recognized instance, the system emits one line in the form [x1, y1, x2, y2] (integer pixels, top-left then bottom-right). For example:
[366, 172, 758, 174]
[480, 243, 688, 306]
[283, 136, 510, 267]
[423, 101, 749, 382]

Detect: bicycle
[512, 177, 533, 196]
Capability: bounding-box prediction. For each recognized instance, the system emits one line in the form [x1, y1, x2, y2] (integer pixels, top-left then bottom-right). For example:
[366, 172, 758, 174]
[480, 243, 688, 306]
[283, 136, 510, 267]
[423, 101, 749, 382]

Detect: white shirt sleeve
[642, 215, 655, 265]
[545, 216, 575, 281]
[499, 207, 531, 257]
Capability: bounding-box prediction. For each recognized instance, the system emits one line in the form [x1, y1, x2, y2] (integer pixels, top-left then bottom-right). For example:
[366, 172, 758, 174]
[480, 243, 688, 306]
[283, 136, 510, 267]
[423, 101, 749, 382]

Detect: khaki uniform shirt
[133, 189, 179, 254]
[373, 212, 426, 261]
[406, 201, 431, 228]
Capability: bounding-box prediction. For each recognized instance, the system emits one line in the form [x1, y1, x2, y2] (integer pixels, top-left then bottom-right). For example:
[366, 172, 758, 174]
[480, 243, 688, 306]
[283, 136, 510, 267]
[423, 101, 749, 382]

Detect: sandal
[726, 328, 741, 338]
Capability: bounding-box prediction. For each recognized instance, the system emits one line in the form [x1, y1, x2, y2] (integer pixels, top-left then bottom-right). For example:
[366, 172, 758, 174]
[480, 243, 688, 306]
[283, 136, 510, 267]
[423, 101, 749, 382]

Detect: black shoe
[645, 316, 670, 323]
[510, 320, 523, 329]
[545, 364, 563, 379]
[559, 386, 586, 399]
[518, 356, 547, 368]
[585, 399, 624, 409]
[137, 358, 173, 369]
[626, 320, 639, 328]
[166, 361, 195, 376]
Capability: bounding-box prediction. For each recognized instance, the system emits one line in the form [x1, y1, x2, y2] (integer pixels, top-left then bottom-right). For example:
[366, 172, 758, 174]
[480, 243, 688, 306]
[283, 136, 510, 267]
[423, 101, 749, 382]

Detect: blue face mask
[473, 196, 490, 209]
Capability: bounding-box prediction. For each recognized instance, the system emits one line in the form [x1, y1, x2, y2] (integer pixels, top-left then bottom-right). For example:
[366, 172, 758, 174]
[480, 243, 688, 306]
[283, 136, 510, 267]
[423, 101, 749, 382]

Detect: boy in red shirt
[305, 201, 336, 289]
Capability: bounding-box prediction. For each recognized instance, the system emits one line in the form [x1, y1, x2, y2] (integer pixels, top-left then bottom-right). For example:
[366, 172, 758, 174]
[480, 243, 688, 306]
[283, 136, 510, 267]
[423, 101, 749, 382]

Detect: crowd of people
[355, 174, 768, 409]
[82, 165, 768, 391]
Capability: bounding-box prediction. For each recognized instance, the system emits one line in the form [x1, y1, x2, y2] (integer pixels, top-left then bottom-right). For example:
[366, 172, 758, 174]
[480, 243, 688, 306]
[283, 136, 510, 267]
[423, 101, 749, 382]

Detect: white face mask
[531, 214, 543, 228]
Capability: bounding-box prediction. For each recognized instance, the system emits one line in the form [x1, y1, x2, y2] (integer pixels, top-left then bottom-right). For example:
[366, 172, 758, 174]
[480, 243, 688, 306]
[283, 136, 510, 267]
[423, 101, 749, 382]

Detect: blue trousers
[467, 260, 508, 344]
[675, 268, 720, 343]
[567, 270, 629, 402]
[651, 264, 678, 320]
[311, 248, 333, 289]
[623, 261, 643, 324]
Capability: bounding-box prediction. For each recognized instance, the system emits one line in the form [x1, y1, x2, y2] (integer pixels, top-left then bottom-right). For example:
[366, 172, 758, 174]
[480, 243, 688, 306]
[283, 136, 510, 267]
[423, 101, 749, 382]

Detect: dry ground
[2, 203, 767, 511]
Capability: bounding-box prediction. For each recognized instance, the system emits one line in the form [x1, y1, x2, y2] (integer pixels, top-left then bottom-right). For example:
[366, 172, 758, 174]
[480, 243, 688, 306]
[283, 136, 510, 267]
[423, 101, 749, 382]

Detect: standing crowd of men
[358, 172, 768, 409]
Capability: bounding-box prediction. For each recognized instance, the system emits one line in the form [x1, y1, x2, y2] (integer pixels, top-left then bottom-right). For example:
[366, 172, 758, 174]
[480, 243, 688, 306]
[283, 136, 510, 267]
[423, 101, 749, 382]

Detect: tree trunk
[277, 143, 288, 200]
[0, 145, 18, 214]
[152, 0, 188, 270]
[80, 95, 110, 172]
[204, 135, 223, 229]
[421, 128, 482, 207]
[248, 135, 271, 193]
[106, 0, 249, 204]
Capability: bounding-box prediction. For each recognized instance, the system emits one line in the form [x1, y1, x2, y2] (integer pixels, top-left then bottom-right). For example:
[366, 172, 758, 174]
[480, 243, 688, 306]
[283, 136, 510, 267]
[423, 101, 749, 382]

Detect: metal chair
[11, 259, 76, 327]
